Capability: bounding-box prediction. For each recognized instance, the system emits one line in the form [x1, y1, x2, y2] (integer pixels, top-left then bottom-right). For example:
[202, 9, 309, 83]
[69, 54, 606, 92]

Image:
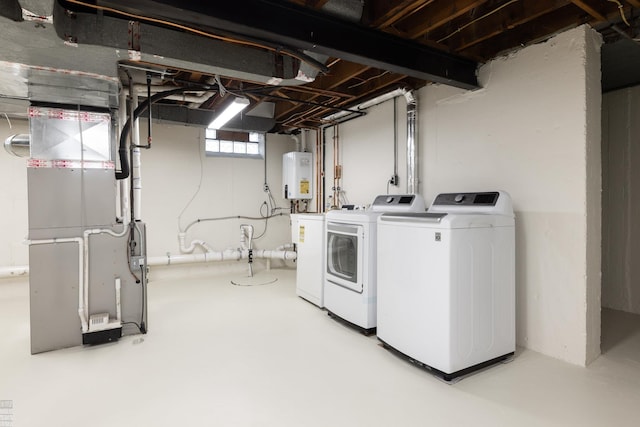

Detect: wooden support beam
[570, 0, 607, 21]
[439, 0, 567, 52]
[368, 0, 435, 29]
[405, 0, 491, 39]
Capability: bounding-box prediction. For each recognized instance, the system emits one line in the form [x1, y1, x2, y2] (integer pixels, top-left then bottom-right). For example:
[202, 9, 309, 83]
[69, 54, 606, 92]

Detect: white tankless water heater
[283, 151, 312, 200]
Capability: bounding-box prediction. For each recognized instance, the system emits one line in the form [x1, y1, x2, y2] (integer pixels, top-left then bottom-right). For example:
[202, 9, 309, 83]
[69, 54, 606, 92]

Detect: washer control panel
[432, 192, 499, 207]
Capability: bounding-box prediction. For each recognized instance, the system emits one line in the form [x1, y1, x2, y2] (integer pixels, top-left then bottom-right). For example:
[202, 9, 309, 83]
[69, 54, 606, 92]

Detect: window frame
[204, 129, 265, 159]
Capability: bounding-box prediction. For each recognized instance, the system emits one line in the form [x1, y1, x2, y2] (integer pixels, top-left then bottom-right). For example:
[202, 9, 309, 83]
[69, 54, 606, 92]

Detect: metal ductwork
[141, 104, 276, 132]
[4, 134, 30, 157]
[51, 1, 327, 87]
[404, 91, 418, 195]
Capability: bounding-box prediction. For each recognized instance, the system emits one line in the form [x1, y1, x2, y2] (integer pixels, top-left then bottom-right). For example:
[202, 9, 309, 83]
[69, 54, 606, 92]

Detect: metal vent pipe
[321, 87, 420, 194]
[404, 91, 418, 194]
[4, 134, 30, 157]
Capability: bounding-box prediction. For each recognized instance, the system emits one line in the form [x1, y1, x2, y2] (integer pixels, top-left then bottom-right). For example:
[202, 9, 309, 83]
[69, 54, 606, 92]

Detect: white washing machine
[291, 213, 325, 307]
[376, 191, 515, 382]
[324, 194, 426, 334]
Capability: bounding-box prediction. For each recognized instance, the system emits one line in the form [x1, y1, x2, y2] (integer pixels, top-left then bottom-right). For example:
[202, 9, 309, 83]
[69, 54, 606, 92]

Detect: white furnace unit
[376, 191, 515, 382]
[283, 151, 312, 199]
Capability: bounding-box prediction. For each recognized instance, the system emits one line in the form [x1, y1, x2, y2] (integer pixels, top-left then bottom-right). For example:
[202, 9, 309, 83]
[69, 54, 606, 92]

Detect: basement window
[205, 129, 264, 159]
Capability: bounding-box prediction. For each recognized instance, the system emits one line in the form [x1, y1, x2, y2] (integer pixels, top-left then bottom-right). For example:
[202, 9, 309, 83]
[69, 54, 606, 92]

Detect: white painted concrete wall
[140, 122, 295, 260]
[0, 119, 297, 273]
[324, 96, 409, 206]
[325, 26, 602, 366]
[602, 86, 640, 315]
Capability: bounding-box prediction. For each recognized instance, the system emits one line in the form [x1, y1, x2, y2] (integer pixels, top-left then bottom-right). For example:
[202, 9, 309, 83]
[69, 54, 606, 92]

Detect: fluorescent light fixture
[208, 97, 250, 130]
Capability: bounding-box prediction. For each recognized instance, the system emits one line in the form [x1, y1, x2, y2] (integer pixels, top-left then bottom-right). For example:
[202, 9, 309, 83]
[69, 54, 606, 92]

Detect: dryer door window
[326, 223, 362, 293]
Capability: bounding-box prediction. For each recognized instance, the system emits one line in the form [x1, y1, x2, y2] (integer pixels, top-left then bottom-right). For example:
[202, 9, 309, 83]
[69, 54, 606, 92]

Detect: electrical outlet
[389, 174, 399, 186]
[130, 256, 145, 270]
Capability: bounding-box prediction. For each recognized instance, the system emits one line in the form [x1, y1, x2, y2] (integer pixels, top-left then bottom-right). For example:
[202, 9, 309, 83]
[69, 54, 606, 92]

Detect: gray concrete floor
[1, 268, 639, 426]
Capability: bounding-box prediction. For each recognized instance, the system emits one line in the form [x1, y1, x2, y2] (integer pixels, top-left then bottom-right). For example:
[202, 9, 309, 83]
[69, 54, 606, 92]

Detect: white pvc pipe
[119, 180, 131, 225]
[115, 277, 122, 322]
[0, 265, 29, 279]
[117, 88, 128, 222]
[147, 247, 296, 266]
[148, 249, 242, 266]
[83, 224, 129, 333]
[277, 243, 295, 251]
[239, 225, 254, 251]
[252, 249, 297, 261]
[178, 232, 215, 254]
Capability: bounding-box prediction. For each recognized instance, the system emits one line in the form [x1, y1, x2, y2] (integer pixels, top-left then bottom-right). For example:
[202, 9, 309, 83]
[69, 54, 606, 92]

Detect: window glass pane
[220, 140, 234, 153]
[204, 133, 264, 158]
[234, 141, 246, 154]
[205, 128, 217, 139]
[246, 142, 259, 155]
[205, 139, 219, 152]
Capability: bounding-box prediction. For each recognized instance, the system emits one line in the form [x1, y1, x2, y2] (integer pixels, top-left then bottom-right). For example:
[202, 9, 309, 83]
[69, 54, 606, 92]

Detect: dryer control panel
[370, 194, 426, 212]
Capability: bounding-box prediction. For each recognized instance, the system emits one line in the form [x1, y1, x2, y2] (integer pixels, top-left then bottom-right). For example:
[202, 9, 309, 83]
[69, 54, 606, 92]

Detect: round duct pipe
[4, 134, 30, 157]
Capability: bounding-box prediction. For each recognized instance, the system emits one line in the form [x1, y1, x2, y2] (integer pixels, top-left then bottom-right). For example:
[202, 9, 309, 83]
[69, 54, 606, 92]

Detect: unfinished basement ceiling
[1, 0, 640, 132]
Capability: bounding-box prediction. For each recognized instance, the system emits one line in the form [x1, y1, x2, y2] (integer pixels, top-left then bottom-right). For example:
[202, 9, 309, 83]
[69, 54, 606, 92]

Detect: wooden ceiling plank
[275, 61, 372, 117]
[312, 61, 372, 90]
[310, 0, 330, 8]
[444, 0, 567, 52]
[278, 72, 426, 129]
[464, 4, 588, 60]
[626, 0, 640, 8]
[370, 0, 436, 29]
[570, 0, 607, 21]
[405, 0, 491, 39]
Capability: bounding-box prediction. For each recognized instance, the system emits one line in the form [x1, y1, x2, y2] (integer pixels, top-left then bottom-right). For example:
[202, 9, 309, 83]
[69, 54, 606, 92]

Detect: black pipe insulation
[116, 86, 205, 180]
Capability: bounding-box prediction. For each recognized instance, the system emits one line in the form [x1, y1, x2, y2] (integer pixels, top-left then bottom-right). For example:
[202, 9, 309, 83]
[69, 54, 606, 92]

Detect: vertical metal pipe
[404, 90, 418, 194]
[131, 92, 142, 221]
[118, 88, 130, 223]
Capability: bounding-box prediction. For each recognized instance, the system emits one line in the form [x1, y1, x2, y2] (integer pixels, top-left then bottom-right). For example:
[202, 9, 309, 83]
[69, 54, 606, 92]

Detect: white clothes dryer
[376, 191, 515, 382]
[324, 194, 426, 334]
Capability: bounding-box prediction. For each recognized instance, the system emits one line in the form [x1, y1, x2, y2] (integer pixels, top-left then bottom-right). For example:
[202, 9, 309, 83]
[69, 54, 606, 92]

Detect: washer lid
[379, 211, 514, 228]
[379, 212, 447, 224]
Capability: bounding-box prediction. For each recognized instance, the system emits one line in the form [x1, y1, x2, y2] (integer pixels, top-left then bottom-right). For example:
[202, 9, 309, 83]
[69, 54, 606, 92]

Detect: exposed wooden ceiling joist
[82, 0, 640, 132]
